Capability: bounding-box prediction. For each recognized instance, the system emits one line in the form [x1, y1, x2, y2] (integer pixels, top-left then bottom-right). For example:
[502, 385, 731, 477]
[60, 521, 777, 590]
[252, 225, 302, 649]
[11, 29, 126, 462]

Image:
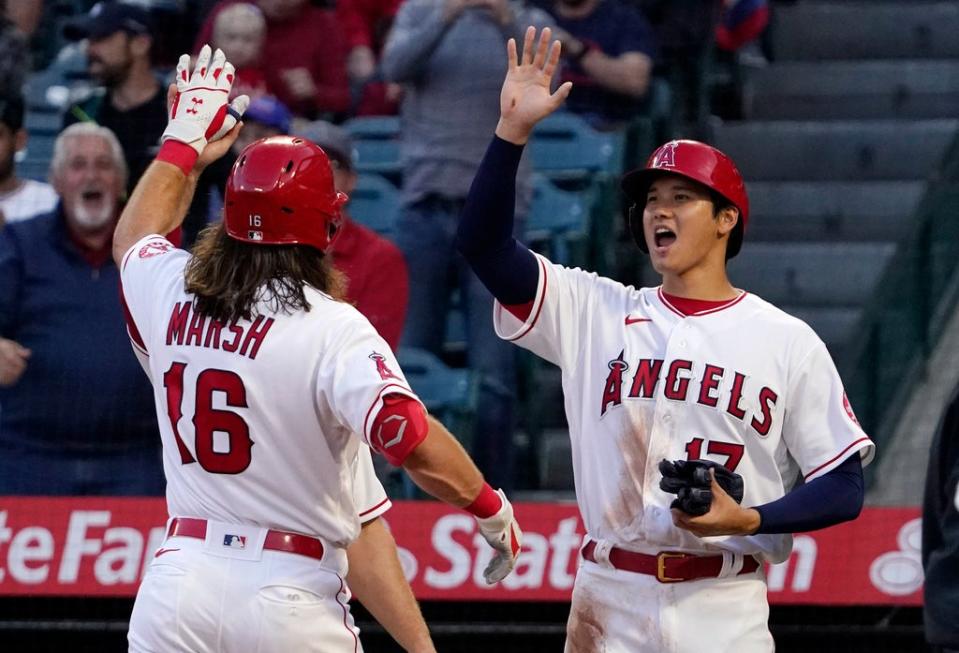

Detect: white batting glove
[475, 489, 523, 584]
[162, 45, 249, 155]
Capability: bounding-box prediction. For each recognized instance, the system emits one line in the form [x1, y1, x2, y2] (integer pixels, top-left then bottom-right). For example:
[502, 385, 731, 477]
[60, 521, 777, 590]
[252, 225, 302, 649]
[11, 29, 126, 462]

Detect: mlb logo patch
[224, 534, 247, 549]
[248, 230, 264, 241]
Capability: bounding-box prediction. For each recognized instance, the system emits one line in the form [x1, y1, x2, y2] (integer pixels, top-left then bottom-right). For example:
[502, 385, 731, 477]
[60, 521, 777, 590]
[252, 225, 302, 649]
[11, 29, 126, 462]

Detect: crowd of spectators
[0, 0, 764, 496]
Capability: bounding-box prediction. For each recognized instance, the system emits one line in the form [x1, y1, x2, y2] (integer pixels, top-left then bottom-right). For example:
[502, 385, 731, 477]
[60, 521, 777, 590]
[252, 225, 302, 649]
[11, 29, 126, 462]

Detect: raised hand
[161, 45, 248, 165]
[165, 82, 244, 173]
[495, 26, 573, 144]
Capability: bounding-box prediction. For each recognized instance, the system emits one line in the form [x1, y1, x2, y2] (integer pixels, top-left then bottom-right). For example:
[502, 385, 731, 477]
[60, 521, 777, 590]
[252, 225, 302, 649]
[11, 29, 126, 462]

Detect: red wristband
[156, 140, 198, 176]
[465, 483, 503, 519]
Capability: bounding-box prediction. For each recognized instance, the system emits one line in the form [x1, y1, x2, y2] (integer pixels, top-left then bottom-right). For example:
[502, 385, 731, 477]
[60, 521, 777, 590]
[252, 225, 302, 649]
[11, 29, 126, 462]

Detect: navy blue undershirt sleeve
[455, 136, 539, 305]
[753, 454, 864, 534]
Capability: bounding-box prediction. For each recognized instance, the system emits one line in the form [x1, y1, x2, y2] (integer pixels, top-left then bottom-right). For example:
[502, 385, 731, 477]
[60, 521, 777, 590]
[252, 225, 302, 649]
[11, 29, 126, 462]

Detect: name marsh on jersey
[165, 301, 275, 360]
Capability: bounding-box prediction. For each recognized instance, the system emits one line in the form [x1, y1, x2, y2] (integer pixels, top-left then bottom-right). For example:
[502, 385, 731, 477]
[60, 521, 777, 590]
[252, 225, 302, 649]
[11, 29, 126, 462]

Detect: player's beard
[72, 196, 116, 229]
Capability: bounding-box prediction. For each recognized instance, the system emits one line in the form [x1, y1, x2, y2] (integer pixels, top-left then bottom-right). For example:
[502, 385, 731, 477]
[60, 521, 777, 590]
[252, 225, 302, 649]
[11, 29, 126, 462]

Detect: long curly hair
[184, 222, 346, 324]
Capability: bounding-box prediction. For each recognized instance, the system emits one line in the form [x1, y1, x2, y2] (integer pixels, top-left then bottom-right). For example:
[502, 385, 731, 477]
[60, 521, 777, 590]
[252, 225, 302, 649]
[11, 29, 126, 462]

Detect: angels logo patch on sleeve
[369, 352, 400, 381]
[138, 239, 175, 259]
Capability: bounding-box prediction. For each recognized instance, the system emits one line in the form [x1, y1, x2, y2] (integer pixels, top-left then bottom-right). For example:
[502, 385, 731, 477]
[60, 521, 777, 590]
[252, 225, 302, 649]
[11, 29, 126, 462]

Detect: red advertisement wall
[0, 498, 923, 605]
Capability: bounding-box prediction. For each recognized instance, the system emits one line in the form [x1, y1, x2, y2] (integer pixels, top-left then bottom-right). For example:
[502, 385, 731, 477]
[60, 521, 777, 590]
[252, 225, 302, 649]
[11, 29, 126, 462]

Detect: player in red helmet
[621, 139, 750, 257]
[456, 27, 874, 651]
[112, 46, 522, 653]
[223, 135, 347, 252]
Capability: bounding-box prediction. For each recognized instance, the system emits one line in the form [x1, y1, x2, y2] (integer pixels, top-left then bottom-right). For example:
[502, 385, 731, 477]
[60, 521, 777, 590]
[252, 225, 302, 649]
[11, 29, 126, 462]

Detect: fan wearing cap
[231, 94, 293, 155]
[455, 27, 874, 652]
[62, 2, 167, 196]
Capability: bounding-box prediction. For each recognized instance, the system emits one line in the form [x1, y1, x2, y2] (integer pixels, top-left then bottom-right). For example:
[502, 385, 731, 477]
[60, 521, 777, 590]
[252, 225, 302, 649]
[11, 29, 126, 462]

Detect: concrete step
[747, 60, 959, 120]
[772, 2, 959, 61]
[746, 181, 924, 242]
[728, 242, 896, 306]
[713, 120, 957, 181]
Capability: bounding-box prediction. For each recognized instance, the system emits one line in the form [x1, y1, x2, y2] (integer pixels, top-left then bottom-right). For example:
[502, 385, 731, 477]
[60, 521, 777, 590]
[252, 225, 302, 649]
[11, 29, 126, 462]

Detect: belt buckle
[656, 551, 685, 583]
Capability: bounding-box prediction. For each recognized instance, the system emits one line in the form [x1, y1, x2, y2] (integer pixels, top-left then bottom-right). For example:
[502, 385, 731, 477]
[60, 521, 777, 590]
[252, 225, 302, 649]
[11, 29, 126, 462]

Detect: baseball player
[112, 46, 522, 652]
[456, 28, 875, 651]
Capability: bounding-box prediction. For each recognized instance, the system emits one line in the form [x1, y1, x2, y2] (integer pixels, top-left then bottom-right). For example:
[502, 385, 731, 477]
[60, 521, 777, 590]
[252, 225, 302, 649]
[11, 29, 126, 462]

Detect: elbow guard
[370, 394, 429, 466]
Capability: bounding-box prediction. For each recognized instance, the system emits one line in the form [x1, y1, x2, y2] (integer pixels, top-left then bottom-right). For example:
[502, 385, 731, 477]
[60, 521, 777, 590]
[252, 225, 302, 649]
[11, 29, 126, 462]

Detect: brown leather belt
[582, 540, 760, 583]
[168, 517, 325, 561]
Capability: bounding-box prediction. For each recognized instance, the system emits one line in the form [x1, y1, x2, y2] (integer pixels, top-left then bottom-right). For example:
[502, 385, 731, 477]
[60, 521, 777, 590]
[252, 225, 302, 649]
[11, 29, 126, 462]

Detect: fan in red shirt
[340, 0, 404, 115]
[195, 0, 349, 119]
[298, 120, 409, 350]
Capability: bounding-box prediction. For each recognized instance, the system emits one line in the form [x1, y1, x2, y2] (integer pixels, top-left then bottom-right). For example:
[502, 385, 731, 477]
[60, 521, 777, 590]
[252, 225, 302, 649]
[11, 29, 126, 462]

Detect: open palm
[498, 27, 573, 140]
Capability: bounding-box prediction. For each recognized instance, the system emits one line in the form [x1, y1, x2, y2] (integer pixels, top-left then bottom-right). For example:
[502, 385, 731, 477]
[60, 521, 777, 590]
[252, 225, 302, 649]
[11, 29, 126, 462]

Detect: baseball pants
[128, 522, 360, 653]
[565, 555, 774, 653]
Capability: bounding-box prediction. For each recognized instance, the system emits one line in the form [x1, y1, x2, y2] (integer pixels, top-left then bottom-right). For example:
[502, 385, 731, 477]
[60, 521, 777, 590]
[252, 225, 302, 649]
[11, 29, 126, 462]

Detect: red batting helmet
[620, 139, 749, 258]
[224, 136, 348, 253]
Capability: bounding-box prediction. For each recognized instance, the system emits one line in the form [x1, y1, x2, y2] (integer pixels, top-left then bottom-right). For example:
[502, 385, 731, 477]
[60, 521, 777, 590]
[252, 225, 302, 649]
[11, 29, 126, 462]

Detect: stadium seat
[393, 347, 478, 497]
[347, 173, 400, 237]
[526, 174, 591, 266]
[16, 44, 92, 181]
[397, 347, 478, 445]
[529, 112, 623, 180]
[528, 113, 627, 274]
[343, 116, 402, 179]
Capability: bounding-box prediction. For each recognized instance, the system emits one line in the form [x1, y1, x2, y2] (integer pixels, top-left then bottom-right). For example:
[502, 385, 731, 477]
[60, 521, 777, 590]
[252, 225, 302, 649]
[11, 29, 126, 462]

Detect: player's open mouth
[653, 227, 677, 249]
[81, 190, 104, 202]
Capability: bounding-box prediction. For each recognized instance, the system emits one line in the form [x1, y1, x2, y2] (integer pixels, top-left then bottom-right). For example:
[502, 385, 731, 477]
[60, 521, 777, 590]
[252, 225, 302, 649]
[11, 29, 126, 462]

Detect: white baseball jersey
[495, 254, 875, 563]
[120, 234, 417, 547]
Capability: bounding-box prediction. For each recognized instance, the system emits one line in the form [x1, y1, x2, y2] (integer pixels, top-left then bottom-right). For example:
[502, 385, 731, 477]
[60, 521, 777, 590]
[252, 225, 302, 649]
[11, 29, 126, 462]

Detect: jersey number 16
[163, 362, 254, 474]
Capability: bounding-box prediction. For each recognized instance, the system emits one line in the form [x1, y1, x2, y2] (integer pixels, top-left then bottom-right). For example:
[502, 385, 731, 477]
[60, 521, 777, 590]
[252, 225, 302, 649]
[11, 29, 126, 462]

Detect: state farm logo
[869, 518, 923, 596]
[138, 240, 174, 259]
[386, 514, 582, 591]
[0, 510, 165, 587]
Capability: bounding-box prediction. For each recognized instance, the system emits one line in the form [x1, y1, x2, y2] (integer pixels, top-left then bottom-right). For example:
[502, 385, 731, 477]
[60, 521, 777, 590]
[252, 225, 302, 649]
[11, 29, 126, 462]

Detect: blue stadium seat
[529, 112, 623, 180]
[343, 116, 402, 179]
[526, 174, 591, 266]
[529, 112, 627, 275]
[16, 44, 92, 182]
[17, 109, 62, 182]
[347, 173, 400, 238]
[396, 347, 478, 452]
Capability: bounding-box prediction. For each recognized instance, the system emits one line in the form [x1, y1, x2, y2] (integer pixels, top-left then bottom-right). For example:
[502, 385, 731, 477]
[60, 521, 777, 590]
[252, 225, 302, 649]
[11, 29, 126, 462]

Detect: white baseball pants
[128, 524, 360, 653]
[564, 556, 774, 652]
